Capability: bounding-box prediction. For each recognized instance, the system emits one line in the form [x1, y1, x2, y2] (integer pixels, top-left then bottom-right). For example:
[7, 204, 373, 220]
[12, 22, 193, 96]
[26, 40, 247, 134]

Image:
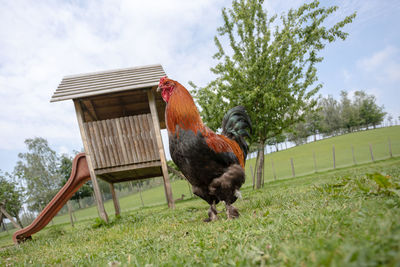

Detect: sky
[0, 0, 399, 175]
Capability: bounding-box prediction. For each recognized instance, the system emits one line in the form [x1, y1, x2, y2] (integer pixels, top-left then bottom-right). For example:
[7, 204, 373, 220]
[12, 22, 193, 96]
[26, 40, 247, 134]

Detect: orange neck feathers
[165, 83, 203, 134]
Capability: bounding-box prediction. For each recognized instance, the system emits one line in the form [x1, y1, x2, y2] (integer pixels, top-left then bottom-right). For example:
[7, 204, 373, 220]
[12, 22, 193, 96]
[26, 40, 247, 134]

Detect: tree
[354, 91, 386, 129]
[318, 95, 342, 136]
[288, 121, 309, 146]
[14, 137, 63, 212]
[387, 114, 393, 126]
[0, 171, 24, 228]
[266, 134, 286, 152]
[340, 91, 359, 132]
[192, 0, 355, 188]
[59, 154, 93, 209]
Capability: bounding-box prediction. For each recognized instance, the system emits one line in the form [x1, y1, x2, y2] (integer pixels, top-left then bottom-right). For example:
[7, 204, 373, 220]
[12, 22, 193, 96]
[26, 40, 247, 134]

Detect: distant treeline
[261, 90, 389, 148]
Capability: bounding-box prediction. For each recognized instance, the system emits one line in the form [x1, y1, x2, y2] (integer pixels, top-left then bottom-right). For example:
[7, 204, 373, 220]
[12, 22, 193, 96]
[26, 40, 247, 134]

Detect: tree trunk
[0, 214, 7, 233]
[256, 142, 265, 189]
[0, 206, 21, 229]
[253, 151, 260, 190]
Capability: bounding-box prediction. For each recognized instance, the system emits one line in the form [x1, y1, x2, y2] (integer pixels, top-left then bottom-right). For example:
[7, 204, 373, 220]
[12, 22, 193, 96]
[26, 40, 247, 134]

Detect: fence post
[250, 165, 255, 189]
[332, 145, 336, 169]
[313, 151, 317, 172]
[388, 137, 393, 158]
[290, 158, 295, 178]
[369, 144, 374, 162]
[271, 159, 277, 181]
[351, 145, 357, 165]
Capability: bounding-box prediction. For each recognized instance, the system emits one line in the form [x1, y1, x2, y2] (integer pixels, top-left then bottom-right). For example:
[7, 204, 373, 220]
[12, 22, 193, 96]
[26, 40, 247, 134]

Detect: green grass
[244, 126, 400, 185]
[1, 126, 400, 264]
[0, 179, 194, 248]
[50, 179, 193, 225]
[1, 157, 400, 266]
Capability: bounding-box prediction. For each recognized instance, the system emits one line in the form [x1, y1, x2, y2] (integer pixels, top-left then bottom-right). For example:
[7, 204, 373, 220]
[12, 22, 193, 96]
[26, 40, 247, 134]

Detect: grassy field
[243, 126, 400, 185]
[0, 127, 399, 246]
[0, 179, 194, 248]
[1, 157, 400, 265]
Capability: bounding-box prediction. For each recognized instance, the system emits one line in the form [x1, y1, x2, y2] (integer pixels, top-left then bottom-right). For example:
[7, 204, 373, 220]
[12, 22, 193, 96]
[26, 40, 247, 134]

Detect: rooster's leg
[226, 203, 239, 219]
[204, 202, 218, 222]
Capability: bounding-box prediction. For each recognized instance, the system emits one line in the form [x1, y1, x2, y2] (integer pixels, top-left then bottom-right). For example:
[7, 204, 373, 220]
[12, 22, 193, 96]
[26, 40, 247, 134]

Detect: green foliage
[314, 90, 386, 137]
[0, 171, 23, 225]
[355, 91, 386, 129]
[14, 137, 63, 212]
[340, 91, 359, 132]
[365, 172, 400, 197]
[317, 95, 342, 136]
[287, 121, 309, 146]
[191, 0, 355, 188]
[192, 0, 355, 144]
[167, 160, 181, 180]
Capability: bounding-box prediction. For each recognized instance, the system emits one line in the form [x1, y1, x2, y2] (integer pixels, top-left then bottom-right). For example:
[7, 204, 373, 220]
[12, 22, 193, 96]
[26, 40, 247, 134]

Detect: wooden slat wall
[84, 114, 160, 169]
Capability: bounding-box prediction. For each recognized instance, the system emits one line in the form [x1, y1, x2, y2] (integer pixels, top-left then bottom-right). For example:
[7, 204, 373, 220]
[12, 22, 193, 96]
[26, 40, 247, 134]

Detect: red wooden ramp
[13, 153, 91, 244]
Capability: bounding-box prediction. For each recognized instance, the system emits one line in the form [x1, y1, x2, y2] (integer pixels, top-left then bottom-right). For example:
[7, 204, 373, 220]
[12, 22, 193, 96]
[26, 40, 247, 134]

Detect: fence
[245, 127, 400, 185]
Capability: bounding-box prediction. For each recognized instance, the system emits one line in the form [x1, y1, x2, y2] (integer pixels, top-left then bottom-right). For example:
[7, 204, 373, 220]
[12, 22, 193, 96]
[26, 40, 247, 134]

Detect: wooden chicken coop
[51, 64, 174, 222]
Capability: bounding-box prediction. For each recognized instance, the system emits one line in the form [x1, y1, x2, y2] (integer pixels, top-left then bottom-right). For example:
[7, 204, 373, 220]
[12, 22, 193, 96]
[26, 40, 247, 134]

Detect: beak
[156, 86, 161, 92]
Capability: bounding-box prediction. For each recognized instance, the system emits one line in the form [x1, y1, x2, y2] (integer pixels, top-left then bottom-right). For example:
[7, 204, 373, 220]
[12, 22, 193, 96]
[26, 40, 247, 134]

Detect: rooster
[158, 76, 251, 221]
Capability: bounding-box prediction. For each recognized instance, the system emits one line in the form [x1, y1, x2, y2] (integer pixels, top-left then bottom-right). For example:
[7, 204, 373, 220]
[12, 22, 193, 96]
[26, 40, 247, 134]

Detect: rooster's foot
[226, 204, 239, 219]
[204, 204, 218, 222]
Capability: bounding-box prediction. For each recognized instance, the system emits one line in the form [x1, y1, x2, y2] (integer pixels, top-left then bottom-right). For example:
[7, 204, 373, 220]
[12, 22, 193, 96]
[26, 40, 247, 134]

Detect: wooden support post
[313, 151, 317, 172]
[109, 183, 120, 216]
[290, 158, 295, 178]
[74, 100, 109, 223]
[352, 145, 357, 165]
[369, 144, 374, 162]
[147, 89, 175, 209]
[388, 137, 393, 158]
[332, 145, 336, 169]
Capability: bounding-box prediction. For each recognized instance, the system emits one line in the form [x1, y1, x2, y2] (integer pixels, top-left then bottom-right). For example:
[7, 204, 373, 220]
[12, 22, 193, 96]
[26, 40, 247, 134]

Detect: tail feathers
[222, 106, 252, 161]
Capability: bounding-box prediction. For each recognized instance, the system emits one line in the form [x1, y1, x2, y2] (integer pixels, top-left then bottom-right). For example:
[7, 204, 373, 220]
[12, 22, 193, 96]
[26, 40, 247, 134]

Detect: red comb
[159, 76, 168, 84]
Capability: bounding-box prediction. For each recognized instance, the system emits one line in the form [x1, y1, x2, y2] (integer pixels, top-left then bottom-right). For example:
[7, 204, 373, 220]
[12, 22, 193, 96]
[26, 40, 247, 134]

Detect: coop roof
[50, 64, 166, 102]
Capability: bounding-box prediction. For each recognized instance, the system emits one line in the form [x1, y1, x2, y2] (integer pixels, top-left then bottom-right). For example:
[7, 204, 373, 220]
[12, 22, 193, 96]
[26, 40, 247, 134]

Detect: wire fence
[245, 128, 400, 186]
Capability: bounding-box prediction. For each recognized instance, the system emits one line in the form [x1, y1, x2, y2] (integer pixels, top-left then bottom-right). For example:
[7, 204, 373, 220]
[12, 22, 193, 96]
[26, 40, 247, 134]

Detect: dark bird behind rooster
[158, 76, 251, 221]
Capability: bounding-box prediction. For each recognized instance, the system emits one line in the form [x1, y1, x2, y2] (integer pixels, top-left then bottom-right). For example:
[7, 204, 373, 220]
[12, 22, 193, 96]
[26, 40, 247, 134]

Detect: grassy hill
[244, 126, 400, 185]
[1, 157, 400, 265]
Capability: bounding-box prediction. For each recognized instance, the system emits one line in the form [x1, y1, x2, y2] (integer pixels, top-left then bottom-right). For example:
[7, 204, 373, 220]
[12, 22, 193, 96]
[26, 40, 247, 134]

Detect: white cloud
[0, 0, 229, 160]
[357, 45, 400, 82]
